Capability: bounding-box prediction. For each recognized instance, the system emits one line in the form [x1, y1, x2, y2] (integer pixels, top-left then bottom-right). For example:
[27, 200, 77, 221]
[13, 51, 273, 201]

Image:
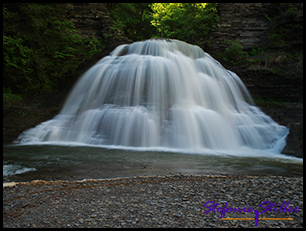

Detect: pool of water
[3, 143, 303, 183]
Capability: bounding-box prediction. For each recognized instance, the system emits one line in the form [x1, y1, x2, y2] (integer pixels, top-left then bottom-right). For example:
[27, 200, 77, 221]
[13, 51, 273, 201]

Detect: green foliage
[151, 3, 218, 45]
[253, 96, 285, 107]
[106, 3, 157, 41]
[3, 3, 106, 98]
[3, 3, 221, 100]
[263, 13, 285, 48]
[249, 46, 264, 56]
[3, 88, 23, 103]
[219, 39, 249, 65]
[267, 32, 285, 48]
[85, 35, 105, 58]
[263, 4, 300, 49]
[280, 3, 299, 17]
[3, 35, 33, 75]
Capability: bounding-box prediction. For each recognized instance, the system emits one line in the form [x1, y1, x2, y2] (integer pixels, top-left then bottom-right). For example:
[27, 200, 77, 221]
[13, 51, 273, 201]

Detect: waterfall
[16, 39, 288, 153]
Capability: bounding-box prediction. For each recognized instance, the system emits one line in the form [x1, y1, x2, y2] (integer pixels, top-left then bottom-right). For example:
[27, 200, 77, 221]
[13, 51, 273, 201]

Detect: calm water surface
[3, 143, 302, 183]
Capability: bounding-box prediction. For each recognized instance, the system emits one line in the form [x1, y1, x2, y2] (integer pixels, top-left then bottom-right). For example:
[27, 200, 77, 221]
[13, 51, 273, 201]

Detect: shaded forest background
[3, 3, 303, 104]
[3, 3, 218, 100]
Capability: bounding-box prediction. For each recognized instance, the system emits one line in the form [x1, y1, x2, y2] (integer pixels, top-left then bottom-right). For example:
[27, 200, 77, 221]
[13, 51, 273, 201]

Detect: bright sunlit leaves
[150, 3, 217, 41]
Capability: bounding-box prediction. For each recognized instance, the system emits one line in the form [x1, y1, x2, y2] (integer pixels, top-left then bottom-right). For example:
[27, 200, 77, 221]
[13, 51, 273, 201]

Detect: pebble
[3, 174, 303, 228]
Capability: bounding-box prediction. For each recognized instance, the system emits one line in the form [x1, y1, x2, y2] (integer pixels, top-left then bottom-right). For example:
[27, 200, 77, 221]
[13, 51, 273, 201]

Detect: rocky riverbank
[3, 174, 303, 228]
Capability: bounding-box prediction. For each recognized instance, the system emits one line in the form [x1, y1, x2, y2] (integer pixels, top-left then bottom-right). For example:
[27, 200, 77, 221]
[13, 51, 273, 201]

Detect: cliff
[57, 3, 131, 47]
[209, 3, 303, 53]
[59, 3, 303, 103]
[207, 3, 303, 103]
[206, 3, 303, 158]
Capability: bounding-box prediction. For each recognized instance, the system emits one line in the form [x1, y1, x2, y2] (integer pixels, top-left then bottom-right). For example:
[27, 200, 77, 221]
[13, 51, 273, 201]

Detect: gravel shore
[3, 174, 303, 228]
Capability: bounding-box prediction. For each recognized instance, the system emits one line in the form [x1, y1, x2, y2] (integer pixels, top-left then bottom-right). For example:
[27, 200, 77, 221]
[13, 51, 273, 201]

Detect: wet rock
[282, 122, 303, 158]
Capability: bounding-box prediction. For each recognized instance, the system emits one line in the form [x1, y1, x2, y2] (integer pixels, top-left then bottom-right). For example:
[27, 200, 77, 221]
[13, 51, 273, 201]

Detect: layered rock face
[209, 3, 303, 53]
[240, 68, 303, 103]
[57, 3, 130, 46]
[282, 122, 303, 158]
[207, 3, 303, 103]
[207, 3, 303, 158]
[210, 3, 271, 52]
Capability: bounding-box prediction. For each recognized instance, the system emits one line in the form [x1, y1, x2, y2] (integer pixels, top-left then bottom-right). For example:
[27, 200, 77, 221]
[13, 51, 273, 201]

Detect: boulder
[282, 122, 303, 158]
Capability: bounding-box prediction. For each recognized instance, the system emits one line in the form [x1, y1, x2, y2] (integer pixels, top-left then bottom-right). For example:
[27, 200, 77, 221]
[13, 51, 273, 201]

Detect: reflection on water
[3, 143, 303, 183]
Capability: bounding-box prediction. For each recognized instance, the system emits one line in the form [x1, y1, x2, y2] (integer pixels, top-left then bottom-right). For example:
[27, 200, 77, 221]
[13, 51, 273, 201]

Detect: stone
[56, 3, 131, 47]
[282, 122, 303, 158]
[209, 3, 275, 53]
[207, 3, 303, 104]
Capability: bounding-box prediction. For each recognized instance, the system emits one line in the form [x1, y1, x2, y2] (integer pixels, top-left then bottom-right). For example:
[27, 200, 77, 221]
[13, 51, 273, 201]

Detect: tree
[3, 3, 105, 97]
[106, 3, 157, 41]
[151, 3, 218, 45]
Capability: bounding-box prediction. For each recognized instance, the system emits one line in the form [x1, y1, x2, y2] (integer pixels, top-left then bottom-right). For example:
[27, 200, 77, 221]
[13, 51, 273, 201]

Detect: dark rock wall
[56, 3, 131, 46]
[282, 122, 303, 158]
[206, 3, 303, 158]
[209, 3, 303, 53]
[207, 3, 303, 103]
[233, 68, 303, 103]
[209, 3, 271, 52]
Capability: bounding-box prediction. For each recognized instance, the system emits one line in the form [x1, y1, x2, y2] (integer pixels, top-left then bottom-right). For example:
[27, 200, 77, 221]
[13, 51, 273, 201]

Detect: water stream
[5, 39, 302, 182]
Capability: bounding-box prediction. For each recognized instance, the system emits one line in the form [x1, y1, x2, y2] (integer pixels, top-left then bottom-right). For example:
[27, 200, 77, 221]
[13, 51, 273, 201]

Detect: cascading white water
[16, 39, 288, 153]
